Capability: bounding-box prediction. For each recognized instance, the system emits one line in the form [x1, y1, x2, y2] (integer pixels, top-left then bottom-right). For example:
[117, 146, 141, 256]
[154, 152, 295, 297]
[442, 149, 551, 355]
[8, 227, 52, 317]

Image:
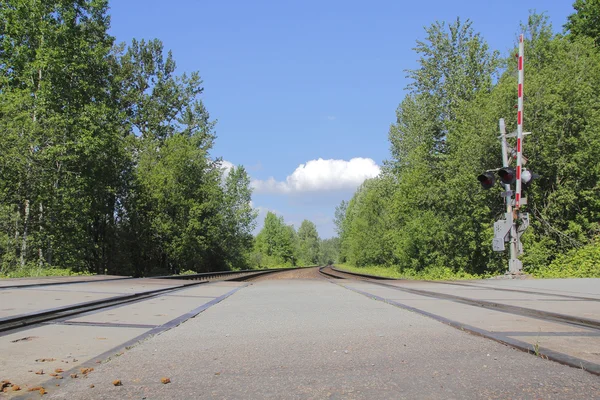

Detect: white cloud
[219, 160, 235, 176]
[252, 157, 381, 194]
[326, 116, 336, 121]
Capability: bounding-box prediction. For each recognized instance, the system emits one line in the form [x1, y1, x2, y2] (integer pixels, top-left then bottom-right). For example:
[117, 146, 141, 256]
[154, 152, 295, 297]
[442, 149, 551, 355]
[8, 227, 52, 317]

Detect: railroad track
[320, 266, 600, 376]
[0, 267, 299, 290]
[0, 276, 136, 290]
[0, 268, 294, 334]
[320, 266, 600, 329]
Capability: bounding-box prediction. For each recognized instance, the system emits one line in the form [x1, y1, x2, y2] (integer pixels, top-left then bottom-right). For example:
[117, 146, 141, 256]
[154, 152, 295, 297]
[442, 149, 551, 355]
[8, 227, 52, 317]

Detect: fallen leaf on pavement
[80, 367, 94, 375]
[36, 358, 56, 362]
[35, 370, 44, 375]
[89, 384, 95, 388]
[54, 368, 64, 373]
[70, 374, 78, 379]
[160, 377, 171, 384]
[112, 379, 122, 386]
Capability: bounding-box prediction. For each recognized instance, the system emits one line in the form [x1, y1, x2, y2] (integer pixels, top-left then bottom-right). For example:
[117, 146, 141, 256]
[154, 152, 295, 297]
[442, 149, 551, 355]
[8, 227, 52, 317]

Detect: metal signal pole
[515, 34, 525, 210]
[499, 119, 521, 273]
[482, 35, 534, 275]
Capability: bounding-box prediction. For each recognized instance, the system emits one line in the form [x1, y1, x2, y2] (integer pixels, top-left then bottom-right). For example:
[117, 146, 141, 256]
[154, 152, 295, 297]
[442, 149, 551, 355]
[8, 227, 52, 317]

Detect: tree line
[0, 1, 256, 277]
[336, 5, 600, 277]
[250, 212, 340, 269]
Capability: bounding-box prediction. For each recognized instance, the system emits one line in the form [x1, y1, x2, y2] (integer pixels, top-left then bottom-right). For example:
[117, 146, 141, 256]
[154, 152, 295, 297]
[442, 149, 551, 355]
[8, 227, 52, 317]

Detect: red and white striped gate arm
[515, 34, 524, 208]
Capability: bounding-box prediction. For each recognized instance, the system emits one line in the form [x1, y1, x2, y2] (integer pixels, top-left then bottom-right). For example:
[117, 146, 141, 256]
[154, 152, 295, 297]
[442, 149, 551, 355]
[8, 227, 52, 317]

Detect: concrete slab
[43, 279, 600, 400]
[0, 276, 127, 289]
[0, 324, 149, 391]
[448, 278, 600, 299]
[0, 290, 119, 319]
[67, 283, 241, 327]
[1, 282, 244, 395]
[0, 279, 193, 320]
[385, 280, 600, 321]
[343, 281, 600, 365]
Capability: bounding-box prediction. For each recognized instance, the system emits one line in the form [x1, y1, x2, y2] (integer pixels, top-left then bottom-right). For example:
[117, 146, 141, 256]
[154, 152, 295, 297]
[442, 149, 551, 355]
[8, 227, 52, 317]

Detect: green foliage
[335, 264, 482, 280]
[319, 237, 340, 266]
[297, 220, 320, 265]
[337, 11, 600, 279]
[532, 240, 600, 278]
[565, 0, 600, 45]
[0, 267, 93, 279]
[253, 212, 299, 268]
[339, 18, 501, 276]
[341, 177, 396, 267]
[252, 213, 336, 268]
[0, 0, 125, 273]
[0, 1, 257, 277]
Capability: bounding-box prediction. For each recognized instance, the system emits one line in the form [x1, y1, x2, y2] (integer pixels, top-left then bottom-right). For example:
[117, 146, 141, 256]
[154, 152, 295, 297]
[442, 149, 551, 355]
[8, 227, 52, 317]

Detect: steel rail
[323, 266, 600, 302]
[319, 266, 600, 330]
[0, 268, 290, 334]
[0, 276, 136, 290]
[319, 266, 600, 376]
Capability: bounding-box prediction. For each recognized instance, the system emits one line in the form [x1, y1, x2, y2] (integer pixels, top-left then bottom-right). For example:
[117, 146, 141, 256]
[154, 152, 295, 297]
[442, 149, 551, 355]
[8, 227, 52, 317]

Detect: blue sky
[107, 0, 575, 238]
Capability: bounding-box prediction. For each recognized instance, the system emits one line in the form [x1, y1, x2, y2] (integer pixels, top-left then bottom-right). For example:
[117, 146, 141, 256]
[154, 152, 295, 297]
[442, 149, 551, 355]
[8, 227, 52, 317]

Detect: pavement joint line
[353, 279, 600, 331]
[14, 283, 248, 399]
[44, 321, 159, 329]
[333, 281, 600, 377]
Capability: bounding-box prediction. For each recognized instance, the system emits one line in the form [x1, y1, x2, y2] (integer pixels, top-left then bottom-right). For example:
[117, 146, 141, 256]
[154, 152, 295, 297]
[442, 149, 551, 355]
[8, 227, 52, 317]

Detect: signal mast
[477, 34, 537, 274]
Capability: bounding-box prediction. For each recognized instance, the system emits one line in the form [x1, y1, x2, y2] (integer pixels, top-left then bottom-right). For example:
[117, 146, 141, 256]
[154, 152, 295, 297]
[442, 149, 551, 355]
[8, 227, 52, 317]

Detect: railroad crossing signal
[477, 167, 536, 191]
[476, 35, 541, 275]
[498, 167, 516, 185]
[477, 172, 495, 190]
[477, 116, 537, 274]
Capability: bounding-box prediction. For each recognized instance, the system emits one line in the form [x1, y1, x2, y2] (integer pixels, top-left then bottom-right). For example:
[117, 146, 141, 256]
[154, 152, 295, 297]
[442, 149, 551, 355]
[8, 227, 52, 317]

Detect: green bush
[335, 264, 483, 280]
[0, 267, 93, 279]
[534, 241, 600, 278]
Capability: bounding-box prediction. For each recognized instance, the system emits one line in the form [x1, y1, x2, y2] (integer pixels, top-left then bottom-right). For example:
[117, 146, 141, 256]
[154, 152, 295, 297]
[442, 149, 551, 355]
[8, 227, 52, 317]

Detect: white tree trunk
[20, 199, 30, 268]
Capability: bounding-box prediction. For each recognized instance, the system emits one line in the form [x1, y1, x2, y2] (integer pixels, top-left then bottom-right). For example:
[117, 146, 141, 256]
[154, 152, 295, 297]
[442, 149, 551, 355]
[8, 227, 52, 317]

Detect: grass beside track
[334, 264, 483, 280]
[335, 262, 600, 280]
[0, 267, 93, 279]
[1, 265, 313, 279]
